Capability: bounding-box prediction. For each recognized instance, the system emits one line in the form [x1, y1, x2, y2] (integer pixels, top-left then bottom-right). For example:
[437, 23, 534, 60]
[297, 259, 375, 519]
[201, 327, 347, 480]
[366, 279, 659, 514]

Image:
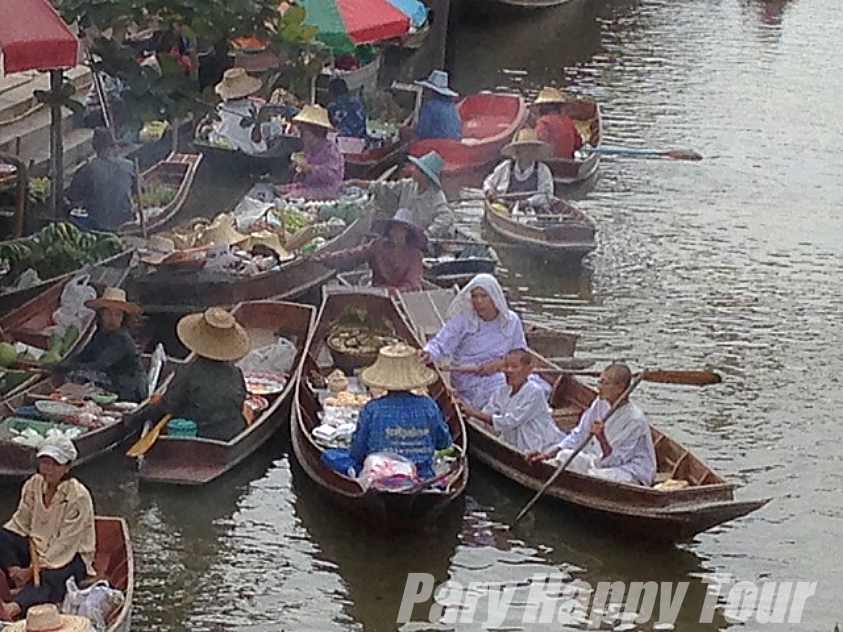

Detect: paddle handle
[29, 539, 40, 587]
[126, 414, 171, 458]
[513, 373, 645, 523]
[533, 368, 721, 386]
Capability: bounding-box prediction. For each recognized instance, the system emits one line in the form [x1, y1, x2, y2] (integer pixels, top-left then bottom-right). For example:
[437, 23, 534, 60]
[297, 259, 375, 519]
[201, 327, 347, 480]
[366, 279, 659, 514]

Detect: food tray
[244, 371, 287, 396]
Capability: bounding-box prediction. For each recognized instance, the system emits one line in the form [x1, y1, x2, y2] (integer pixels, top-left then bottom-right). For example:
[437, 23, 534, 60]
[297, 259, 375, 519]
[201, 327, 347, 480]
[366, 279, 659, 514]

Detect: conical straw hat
[198, 214, 249, 247]
[247, 230, 294, 261]
[360, 342, 437, 391]
[533, 86, 570, 105]
[177, 307, 251, 361]
[501, 128, 551, 161]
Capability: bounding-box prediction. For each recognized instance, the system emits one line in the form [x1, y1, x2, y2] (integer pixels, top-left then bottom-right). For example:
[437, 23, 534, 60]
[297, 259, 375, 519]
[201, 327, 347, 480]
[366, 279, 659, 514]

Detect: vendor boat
[545, 98, 603, 186]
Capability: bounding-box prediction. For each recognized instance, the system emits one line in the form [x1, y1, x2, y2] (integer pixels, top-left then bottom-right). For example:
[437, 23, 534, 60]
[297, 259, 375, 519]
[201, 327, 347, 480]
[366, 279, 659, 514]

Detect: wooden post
[49, 70, 64, 220]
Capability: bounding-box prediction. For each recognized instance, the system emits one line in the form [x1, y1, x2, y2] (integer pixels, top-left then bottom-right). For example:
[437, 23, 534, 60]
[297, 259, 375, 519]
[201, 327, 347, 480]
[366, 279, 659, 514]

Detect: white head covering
[445, 274, 519, 336]
[36, 436, 78, 465]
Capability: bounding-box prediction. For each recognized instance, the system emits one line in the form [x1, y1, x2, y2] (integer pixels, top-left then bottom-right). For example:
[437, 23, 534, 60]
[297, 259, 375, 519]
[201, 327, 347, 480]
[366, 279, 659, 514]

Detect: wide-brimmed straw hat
[406, 151, 443, 189]
[177, 307, 251, 361]
[85, 287, 142, 316]
[5, 604, 91, 632]
[198, 214, 249, 248]
[215, 67, 262, 101]
[373, 208, 428, 250]
[532, 86, 570, 106]
[415, 70, 458, 98]
[360, 342, 437, 392]
[292, 104, 334, 131]
[501, 128, 551, 161]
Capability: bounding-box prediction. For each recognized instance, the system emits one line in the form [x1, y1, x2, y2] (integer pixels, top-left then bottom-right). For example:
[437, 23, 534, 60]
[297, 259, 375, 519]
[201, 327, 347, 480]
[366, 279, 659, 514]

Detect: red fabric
[339, 0, 410, 45]
[0, 0, 78, 74]
[535, 113, 583, 159]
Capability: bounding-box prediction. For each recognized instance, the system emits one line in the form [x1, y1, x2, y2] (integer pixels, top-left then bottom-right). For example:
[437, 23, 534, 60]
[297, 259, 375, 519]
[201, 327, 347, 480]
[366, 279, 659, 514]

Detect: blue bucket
[167, 418, 197, 438]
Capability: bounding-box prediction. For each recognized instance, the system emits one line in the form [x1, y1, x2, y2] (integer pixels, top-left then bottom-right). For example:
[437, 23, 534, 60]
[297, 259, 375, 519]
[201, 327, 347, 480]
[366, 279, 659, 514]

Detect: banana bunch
[39, 221, 82, 247]
[0, 240, 33, 266]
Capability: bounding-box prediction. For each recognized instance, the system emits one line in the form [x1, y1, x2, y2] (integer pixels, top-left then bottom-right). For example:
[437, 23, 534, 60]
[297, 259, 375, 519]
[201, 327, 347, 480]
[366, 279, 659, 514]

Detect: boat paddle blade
[666, 149, 704, 161]
[126, 414, 171, 458]
[642, 370, 721, 386]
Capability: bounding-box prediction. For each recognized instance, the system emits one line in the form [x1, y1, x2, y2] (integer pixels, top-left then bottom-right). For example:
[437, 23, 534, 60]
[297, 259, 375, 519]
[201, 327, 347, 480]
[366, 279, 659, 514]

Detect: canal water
[3, 0, 840, 629]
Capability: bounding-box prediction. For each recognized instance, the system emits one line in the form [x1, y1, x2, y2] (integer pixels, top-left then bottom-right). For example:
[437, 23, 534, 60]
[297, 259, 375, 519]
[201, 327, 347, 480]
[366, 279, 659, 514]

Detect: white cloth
[482, 159, 555, 208]
[208, 99, 281, 156]
[445, 274, 520, 339]
[482, 380, 564, 453]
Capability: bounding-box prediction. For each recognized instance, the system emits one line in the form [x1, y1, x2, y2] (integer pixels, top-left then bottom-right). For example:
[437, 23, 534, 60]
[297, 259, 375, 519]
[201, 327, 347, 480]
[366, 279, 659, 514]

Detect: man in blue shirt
[327, 77, 367, 139]
[414, 70, 462, 141]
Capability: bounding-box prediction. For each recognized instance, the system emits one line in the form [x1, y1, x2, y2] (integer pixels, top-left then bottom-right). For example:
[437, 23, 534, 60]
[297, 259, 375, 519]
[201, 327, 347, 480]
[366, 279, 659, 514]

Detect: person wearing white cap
[0, 437, 95, 621]
[414, 70, 462, 141]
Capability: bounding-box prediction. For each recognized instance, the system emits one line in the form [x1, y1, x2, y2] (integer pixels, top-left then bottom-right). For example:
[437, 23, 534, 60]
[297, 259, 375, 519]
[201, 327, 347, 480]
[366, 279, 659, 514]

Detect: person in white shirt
[460, 349, 564, 453]
[483, 128, 555, 212]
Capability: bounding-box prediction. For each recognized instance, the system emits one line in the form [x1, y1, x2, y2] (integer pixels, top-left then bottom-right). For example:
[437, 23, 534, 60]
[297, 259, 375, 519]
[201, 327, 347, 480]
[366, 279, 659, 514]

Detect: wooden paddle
[594, 146, 703, 161]
[133, 158, 148, 239]
[126, 414, 171, 458]
[29, 539, 40, 587]
[441, 366, 719, 386]
[513, 373, 645, 523]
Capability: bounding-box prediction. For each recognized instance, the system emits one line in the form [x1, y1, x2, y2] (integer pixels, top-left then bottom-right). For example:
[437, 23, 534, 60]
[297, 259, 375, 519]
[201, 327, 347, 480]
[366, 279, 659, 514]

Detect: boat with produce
[136, 300, 314, 486]
[291, 288, 468, 529]
[117, 153, 203, 236]
[545, 98, 603, 186]
[483, 197, 597, 260]
[0, 353, 180, 482]
[96, 516, 134, 632]
[343, 116, 412, 180]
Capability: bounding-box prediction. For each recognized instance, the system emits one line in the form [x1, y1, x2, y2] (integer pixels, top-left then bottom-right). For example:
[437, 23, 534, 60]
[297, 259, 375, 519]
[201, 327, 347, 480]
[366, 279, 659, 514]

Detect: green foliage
[269, 7, 330, 100]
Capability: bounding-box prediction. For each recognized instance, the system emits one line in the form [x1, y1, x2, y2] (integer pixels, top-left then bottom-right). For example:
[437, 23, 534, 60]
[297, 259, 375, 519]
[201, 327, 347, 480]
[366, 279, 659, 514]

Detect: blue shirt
[416, 96, 462, 141]
[328, 94, 367, 139]
[349, 391, 452, 479]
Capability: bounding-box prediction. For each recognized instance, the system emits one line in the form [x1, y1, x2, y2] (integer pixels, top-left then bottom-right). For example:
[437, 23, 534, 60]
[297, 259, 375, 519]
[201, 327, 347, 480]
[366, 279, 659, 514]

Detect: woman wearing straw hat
[323, 343, 452, 480]
[0, 437, 96, 622]
[3, 603, 91, 631]
[314, 208, 427, 291]
[483, 129, 555, 212]
[53, 287, 146, 402]
[132, 307, 250, 442]
[414, 70, 462, 141]
[532, 86, 583, 160]
[277, 105, 344, 201]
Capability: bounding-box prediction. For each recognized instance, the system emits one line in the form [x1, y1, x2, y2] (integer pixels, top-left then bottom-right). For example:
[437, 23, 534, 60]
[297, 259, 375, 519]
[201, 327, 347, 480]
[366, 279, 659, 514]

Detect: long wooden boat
[97, 516, 134, 632]
[137, 300, 314, 485]
[545, 99, 602, 186]
[0, 353, 180, 483]
[290, 288, 468, 529]
[408, 93, 528, 177]
[0, 254, 134, 401]
[117, 153, 203, 236]
[344, 135, 409, 181]
[127, 211, 373, 315]
[424, 225, 499, 287]
[483, 198, 596, 260]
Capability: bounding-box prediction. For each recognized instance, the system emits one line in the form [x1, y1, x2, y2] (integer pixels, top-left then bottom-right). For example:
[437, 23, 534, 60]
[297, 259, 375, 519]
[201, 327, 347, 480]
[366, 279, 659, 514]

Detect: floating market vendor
[278, 105, 345, 201]
[414, 70, 462, 141]
[532, 86, 583, 160]
[366, 151, 455, 238]
[66, 128, 137, 231]
[527, 363, 657, 486]
[314, 208, 426, 291]
[420, 274, 541, 409]
[0, 437, 96, 621]
[323, 343, 452, 480]
[129, 307, 250, 442]
[327, 78, 367, 139]
[483, 129, 555, 212]
[53, 287, 146, 402]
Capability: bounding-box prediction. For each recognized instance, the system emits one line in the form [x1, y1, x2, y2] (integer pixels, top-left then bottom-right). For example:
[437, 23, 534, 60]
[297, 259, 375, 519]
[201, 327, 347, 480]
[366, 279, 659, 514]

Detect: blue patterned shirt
[416, 96, 462, 141]
[350, 391, 452, 479]
[328, 94, 367, 139]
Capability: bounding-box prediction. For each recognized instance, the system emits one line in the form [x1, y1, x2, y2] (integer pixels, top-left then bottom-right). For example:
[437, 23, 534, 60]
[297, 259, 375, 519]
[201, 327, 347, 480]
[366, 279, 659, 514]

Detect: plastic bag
[359, 452, 418, 492]
[62, 577, 125, 632]
[237, 337, 297, 374]
[52, 274, 95, 336]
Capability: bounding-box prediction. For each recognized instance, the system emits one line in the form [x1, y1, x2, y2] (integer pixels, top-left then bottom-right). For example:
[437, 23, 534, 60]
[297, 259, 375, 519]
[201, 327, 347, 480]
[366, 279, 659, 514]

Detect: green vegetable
[139, 183, 177, 208]
[62, 325, 80, 355]
[0, 342, 17, 368]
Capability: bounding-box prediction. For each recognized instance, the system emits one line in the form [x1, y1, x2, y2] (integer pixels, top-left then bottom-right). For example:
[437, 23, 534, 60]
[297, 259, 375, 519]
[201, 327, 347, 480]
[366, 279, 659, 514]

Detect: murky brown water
[3, 0, 840, 629]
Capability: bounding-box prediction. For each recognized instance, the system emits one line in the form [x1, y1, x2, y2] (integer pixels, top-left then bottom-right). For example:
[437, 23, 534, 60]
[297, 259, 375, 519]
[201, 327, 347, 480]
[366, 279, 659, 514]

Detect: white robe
[482, 380, 564, 453]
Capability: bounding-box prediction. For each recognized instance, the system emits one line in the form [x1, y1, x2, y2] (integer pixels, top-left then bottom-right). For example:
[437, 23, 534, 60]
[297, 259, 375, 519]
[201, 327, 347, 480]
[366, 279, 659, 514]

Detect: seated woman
[278, 105, 344, 201]
[483, 129, 555, 212]
[327, 78, 367, 139]
[315, 208, 426, 291]
[532, 86, 583, 159]
[0, 437, 96, 620]
[420, 274, 538, 409]
[54, 287, 146, 402]
[324, 343, 452, 480]
[131, 308, 250, 442]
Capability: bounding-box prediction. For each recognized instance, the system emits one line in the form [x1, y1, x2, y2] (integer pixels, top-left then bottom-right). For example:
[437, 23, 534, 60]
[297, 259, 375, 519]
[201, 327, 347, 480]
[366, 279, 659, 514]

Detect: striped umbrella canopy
[300, 0, 410, 53]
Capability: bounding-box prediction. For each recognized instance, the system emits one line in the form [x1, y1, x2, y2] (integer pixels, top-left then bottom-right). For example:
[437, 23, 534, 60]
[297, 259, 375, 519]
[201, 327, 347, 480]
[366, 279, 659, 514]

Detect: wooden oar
[532, 368, 722, 386]
[594, 145, 703, 161]
[513, 373, 645, 523]
[133, 158, 148, 239]
[126, 414, 171, 458]
[29, 539, 40, 587]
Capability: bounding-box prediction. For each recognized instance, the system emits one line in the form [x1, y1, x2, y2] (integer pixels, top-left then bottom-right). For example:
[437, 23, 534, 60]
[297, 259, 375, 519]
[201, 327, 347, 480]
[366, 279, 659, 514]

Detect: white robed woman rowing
[420, 274, 547, 409]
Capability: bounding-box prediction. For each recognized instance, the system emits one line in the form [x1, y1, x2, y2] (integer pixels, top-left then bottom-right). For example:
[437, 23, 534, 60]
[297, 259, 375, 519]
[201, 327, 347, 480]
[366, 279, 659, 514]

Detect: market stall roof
[0, 0, 79, 74]
[300, 0, 410, 53]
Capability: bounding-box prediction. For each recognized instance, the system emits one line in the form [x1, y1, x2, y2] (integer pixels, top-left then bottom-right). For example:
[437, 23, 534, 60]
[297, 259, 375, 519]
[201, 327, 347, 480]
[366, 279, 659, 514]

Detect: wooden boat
[0, 254, 134, 401]
[343, 131, 410, 181]
[96, 516, 134, 632]
[424, 225, 498, 287]
[0, 248, 133, 317]
[408, 93, 528, 177]
[127, 211, 373, 315]
[117, 153, 203, 236]
[290, 288, 468, 529]
[137, 300, 314, 485]
[483, 198, 596, 260]
[545, 99, 602, 186]
[492, 0, 573, 8]
[0, 353, 180, 483]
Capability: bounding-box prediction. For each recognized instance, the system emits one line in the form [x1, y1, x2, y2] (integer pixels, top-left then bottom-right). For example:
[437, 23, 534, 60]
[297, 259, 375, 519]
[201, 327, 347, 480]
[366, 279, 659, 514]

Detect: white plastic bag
[237, 337, 298, 374]
[62, 577, 125, 632]
[52, 274, 95, 336]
